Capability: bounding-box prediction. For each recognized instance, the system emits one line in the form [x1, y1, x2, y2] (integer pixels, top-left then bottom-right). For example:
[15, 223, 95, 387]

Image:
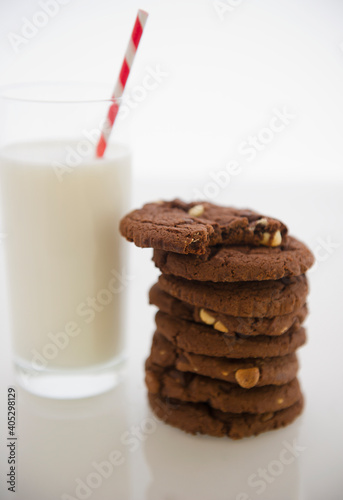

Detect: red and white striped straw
[96, 9, 149, 158]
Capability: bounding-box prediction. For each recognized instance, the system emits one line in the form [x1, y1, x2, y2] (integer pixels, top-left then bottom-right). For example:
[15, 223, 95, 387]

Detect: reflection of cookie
[145, 360, 301, 413]
[120, 200, 288, 255]
[149, 283, 308, 336]
[153, 236, 314, 282]
[148, 392, 304, 439]
[158, 274, 308, 318]
[155, 312, 306, 359]
[150, 332, 299, 387]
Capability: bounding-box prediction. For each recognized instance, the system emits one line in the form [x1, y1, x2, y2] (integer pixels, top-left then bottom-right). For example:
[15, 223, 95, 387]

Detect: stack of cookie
[120, 200, 314, 439]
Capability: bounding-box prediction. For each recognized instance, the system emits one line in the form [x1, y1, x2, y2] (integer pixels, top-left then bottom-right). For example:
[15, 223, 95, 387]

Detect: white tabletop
[0, 180, 342, 500]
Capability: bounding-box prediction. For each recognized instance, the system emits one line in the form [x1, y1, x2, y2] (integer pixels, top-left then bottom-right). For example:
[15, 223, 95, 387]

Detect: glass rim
[0, 82, 122, 104]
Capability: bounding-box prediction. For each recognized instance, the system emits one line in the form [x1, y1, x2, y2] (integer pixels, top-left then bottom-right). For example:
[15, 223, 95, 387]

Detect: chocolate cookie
[149, 283, 308, 336]
[145, 361, 301, 413]
[158, 274, 308, 318]
[153, 236, 314, 282]
[148, 392, 304, 439]
[150, 332, 299, 387]
[155, 312, 306, 358]
[120, 200, 288, 255]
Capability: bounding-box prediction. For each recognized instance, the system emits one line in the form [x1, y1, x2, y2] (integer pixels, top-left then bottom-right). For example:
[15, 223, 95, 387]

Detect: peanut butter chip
[214, 320, 229, 333]
[199, 308, 216, 325]
[221, 371, 229, 376]
[235, 367, 260, 389]
[277, 398, 284, 404]
[188, 204, 204, 217]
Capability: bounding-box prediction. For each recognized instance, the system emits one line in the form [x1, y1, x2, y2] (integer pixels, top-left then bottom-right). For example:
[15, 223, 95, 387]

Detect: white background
[0, 1, 343, 500]
[1, 0, 343, 184]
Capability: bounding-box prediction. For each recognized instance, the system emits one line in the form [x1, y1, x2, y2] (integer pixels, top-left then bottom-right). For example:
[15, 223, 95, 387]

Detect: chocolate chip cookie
[145, 360, 302, 413]
[149, 283, 308, 336]
[158, 274, 308, 317]
[155, 311, 306, 358]
[148, 392, 304, 439]
[150, 332, 299, 387]
[120, 200, 287, 255]
[153, 236, 314, 282]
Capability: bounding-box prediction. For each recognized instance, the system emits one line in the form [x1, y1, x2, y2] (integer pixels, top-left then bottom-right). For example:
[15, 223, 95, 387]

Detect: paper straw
[96, 9, 149, 158]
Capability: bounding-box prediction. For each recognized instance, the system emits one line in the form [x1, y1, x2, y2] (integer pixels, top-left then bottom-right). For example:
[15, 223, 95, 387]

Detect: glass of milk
[0, 83, 131, 398]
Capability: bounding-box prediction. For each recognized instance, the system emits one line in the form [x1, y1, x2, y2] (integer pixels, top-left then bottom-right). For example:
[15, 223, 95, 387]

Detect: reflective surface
[0, 182, 342, 500]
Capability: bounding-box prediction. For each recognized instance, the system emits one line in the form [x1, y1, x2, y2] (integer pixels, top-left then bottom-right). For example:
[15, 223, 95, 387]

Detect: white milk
[0, 140, 131, 371]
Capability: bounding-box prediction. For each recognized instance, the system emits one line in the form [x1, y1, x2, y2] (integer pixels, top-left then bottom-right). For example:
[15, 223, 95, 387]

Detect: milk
[0, 140, 131, 371]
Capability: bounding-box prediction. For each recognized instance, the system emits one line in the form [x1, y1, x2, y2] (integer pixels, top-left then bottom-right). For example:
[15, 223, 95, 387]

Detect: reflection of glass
[143, 419, 302, 500]
[16, 384, 131, 500]
[0, 84, 131, 398]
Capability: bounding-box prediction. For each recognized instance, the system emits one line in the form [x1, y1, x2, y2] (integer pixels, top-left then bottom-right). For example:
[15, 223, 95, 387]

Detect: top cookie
[120, 199, 288, 255]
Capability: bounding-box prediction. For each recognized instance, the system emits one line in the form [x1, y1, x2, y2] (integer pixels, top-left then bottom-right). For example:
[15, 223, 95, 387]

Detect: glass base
[14, 356, 127, 399]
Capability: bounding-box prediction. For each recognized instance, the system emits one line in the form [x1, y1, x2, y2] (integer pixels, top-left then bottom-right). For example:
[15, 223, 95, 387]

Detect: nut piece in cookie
[199, 308, 216, 325]
[214, 321, 229, 333]
[235, 367, 260, 388]
[188, 204, 204, 217]
[260, 230, 282, 247]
